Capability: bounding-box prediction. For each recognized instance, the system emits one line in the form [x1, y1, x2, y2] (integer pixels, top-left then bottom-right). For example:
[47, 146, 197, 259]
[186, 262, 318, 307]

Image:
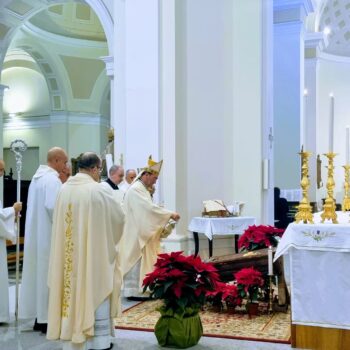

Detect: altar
[275, 211, 350, 349]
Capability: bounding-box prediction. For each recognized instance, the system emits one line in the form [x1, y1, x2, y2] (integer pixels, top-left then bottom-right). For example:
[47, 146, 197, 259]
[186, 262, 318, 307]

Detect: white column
[0, 84, 7, 201]
[304, 32, 326, 202]
[101, 55, 117, 162]
[114, 0, 127, 167]
[114, 0, 160, 173]
[273, 0, 314, 189]
[261, 0, 274, 224]
[159, 0, 177, 221]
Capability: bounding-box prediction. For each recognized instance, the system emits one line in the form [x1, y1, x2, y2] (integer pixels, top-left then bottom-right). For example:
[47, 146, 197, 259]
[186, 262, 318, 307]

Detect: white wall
[317, 58, 350, 203]
[274, 23, 304, 190]
[173, 0, 265, 238]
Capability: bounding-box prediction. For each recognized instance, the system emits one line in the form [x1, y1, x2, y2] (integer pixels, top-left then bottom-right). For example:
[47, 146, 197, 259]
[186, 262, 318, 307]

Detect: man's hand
[171, 212, 180, 221]
[13, 202, 22, 215]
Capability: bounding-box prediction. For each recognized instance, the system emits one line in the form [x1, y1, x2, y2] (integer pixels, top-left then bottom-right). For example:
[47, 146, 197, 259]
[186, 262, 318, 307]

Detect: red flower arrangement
[206, 281, 242, 308]
[235, 267, 265, 303]
[143, 251, 220, 311]
[237, 225, 284, 252]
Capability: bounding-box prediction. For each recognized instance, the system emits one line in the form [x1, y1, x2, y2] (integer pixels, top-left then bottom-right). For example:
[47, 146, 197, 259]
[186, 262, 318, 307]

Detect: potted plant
[143, 251, 220, 348]
[235, 267, 265, 317]
[206, 281, 242, 314]
[237, 225, 284, 252]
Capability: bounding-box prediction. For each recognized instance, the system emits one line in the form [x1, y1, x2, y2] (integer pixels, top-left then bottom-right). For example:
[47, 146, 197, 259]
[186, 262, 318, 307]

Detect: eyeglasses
[96, 166, 103, 174]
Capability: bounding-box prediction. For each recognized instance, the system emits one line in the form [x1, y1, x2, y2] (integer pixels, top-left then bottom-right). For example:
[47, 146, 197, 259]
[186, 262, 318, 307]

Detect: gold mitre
[143, 155, 163, 174]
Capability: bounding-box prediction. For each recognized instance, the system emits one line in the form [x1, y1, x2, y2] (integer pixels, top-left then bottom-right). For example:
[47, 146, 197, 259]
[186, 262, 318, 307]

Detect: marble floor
[0, 286, 301, 350]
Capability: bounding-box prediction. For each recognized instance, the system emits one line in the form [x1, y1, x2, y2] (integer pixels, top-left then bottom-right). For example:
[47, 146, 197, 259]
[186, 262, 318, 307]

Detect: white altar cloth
[188, 216, 256, 240]
[275, 211, 350, 330]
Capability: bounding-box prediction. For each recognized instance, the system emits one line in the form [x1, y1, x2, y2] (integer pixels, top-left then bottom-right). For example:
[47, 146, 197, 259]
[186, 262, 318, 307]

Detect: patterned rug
[114, 300, 291, 344]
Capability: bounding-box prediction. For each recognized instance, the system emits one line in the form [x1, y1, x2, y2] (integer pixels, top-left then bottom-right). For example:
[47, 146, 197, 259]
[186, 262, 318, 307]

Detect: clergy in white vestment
[119, 156, 180, 299]
[19, 147, 68, 332]
[100, 165, 125, 204]
[118, 169, 137, 192]
[0, 160, 22, 323]
[47, 152, 124, 350]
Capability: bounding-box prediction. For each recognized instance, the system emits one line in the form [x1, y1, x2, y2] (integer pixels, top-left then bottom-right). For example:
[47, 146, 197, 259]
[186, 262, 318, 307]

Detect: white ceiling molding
[22, 22, 107, 49]
[3, 115, 51, 130]
[51, 111, 110, 127]
[318, 50, 350, 63]
[3, 111, 110, 130]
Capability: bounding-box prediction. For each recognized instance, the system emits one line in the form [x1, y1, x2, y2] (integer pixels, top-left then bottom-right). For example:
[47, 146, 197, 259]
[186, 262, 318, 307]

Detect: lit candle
[346, 126, 350, 164]
[268, 246, 273, 276]
[329, 94, 334, 153]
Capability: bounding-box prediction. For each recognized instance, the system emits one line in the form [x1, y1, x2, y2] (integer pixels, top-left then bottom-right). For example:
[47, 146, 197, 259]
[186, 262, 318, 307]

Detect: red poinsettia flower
[143, 251, 220, 311]
[235, 267, 265, 302]
[237, 225, 285, 252]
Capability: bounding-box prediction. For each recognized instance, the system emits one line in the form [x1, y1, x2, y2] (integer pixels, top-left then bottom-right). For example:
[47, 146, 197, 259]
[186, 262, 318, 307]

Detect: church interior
[1, 0, 350, 349]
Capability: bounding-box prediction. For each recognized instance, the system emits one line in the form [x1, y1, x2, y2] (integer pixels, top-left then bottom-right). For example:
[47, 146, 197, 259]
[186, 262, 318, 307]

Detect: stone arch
[0, 0, 113, 68]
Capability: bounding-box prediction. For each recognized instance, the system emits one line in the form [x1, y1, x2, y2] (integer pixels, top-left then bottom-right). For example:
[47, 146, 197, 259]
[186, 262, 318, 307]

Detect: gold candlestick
[295, 151, 314, 224]
[342, 165, 350, 211]
[321, 153, 338, 223]
[268, 275, 274, 314]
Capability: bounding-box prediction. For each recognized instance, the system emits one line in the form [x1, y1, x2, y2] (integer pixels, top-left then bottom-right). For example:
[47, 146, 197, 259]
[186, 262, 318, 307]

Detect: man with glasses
[0, 159, 22, 323]
[19, 147, 68, 333]
[47, 152, 124, 350]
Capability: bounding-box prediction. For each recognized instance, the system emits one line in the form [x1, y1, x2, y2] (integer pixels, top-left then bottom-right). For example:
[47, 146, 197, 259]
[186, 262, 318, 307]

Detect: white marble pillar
[114, 0, 127, 167]
[273, 0, 314, 189]
[0, 84, 7, 200]
[101, 55, 116, 161]
[304, 32, 326, 202]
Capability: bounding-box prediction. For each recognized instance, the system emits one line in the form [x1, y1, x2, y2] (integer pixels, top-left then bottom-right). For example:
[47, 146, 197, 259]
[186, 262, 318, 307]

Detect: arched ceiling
[318, 0, 350, 56]
[28, 3, 106, 42]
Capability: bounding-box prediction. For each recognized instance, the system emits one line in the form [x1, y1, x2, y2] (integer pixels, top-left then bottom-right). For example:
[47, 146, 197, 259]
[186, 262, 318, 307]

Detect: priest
[119, 156, 180, 299]
[19, 147, 68, 332]
[0, 159, 22, 323]
[47, 152, 124, 350]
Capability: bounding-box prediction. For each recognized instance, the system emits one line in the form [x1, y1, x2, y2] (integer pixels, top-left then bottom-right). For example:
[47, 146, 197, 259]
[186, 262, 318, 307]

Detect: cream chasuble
[0, 202, 15, 323]
[47, 173, 124, 344]
[19, 165, 62, 323]
[119, 180, 172, 294]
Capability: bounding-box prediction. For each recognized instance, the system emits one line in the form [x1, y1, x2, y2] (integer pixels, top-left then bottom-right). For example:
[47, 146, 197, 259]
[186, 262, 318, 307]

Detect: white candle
[329, 94, 334, 152]
[303, 89, 308, 149]
[268, 246, 273, 276]
[346, 126, 350, 164]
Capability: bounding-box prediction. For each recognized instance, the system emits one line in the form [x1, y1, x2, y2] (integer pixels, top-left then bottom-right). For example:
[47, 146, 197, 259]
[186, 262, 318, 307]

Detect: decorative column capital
[305, 32, 327, 58]
[274, 0, 315, 24]
[0, 84, 9, 97]
[100, 55, 114, 79]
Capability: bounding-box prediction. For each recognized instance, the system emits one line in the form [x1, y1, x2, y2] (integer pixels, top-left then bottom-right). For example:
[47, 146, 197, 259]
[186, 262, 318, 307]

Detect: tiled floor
[0, 286, 299, 350]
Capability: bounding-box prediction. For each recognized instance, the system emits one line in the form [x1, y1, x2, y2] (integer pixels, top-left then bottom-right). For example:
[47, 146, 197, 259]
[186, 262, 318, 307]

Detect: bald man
[0, 160, 22, 323]
[119, 169, 137, 192]
[19, 147, 68, 333]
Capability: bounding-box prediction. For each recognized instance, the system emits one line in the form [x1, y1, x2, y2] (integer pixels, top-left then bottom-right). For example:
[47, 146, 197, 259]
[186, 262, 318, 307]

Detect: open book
[203, 200, 227, 212]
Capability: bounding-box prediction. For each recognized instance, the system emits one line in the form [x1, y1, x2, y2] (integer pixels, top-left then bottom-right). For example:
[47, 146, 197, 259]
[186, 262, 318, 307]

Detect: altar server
[19, 147, 68, 332]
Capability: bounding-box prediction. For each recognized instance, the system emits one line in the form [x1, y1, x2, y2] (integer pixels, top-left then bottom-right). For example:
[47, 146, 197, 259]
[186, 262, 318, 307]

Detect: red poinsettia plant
[238, 225, 284, 252]
[206, 281, 242, 307]
[235, 267, 265, 303]
[143, 251, 220, 311]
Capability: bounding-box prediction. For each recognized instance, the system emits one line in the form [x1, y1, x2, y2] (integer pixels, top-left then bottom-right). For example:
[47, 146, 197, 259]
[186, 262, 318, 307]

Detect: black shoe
[89, 343, 113, 350]
[40, 323, 47, 334]
[33, 319, 47, 333]
[127, 296, 151, 301]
